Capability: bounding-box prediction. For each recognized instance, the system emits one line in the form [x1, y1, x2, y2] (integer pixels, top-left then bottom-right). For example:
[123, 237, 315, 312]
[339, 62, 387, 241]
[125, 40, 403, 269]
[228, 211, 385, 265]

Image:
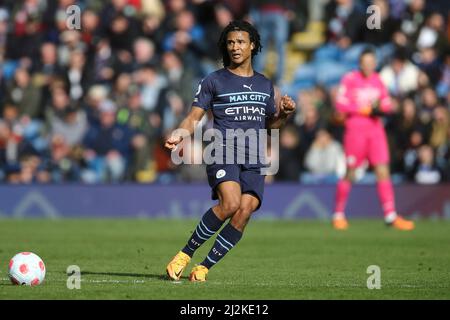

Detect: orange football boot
[389, 216, 415, 231]
[166, 251, 191, 281]
[333, 217, 349, 230]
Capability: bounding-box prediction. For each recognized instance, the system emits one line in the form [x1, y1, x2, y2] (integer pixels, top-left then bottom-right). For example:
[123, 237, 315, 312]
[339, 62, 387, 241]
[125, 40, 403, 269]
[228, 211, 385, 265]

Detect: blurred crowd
[0, 0, 448, 185]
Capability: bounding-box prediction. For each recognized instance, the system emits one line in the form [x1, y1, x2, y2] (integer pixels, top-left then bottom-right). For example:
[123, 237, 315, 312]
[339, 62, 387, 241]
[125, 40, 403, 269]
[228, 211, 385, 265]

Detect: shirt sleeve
[377, 75, 393, 112]
[335, 73, 359, 115]
[265, 83, 276, 117]
[191, 76, 214, 111]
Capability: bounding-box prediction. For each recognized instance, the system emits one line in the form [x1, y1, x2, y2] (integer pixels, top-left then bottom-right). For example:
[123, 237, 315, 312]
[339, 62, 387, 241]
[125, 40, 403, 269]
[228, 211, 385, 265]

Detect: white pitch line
[1, 277, 146, 284]
[2, 278, 449, 289]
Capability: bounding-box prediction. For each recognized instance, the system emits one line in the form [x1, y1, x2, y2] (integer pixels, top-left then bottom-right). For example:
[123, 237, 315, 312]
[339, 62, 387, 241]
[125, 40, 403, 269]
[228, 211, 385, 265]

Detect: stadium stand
[0, 0, 448, 185]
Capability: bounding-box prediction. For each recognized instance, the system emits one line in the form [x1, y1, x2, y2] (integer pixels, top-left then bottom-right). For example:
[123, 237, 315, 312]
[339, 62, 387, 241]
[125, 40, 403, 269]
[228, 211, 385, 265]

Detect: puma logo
[243, 84, 253, 91]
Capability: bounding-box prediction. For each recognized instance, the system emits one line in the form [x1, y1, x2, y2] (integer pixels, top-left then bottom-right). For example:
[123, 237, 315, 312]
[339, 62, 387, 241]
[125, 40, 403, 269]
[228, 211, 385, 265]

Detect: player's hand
[370, 108, 385, 117]
[279, 95, 296, 116]
[360, 100, 385, 117]
[359, 106, 384, 117]
[359, 105, 373, 116]
[370, 100, 386, 117]
[164, 134, 183, 151]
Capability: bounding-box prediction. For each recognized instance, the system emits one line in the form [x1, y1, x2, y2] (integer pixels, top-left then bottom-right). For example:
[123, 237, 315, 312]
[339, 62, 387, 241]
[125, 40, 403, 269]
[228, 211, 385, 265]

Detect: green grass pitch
[1, 218, 449, 299]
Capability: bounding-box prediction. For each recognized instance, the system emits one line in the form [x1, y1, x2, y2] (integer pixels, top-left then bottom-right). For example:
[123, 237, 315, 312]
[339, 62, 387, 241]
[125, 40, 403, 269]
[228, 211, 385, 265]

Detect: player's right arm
[165, 76, 213, 150]
[164, 106, 206, 150]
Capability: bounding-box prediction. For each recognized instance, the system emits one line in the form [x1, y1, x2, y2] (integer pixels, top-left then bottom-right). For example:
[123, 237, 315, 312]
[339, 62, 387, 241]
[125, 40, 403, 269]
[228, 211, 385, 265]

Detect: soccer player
[165, 20, 296, 282]
[333, 48, 415, 231]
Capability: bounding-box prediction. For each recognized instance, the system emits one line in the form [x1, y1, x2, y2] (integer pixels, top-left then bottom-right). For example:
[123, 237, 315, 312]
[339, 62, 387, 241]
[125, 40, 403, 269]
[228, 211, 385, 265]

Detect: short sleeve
[265, 83, 276, 117]
[192, 76, 214, 111]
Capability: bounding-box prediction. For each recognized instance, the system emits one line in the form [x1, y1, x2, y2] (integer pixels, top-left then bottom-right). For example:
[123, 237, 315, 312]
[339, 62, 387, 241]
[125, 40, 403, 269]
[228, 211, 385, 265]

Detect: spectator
[399, 0, 426, 43]
[323, 0, 365, 48]
[275, 124, 302, 181]
[92, 38, 117, 84]
[132, 37, 157, 71]
[45, 85, 72, 127]
[409, 144, 442, 184]
[202, 4, 234, 64]
[135, 63, 168, 113]
[380, 49, 422, 98]
[46, 134, 82, 182]
[111, 72, 132, 109]
[81, 100, 135, 183]
[404, 130, 426, 176]
[162, 9, 208, 76]
[250, 0, 293, 84]
[416, 12, 447, 53]
[6, 0, 45, 62]
[107, 13, 137, 54]
[33, 42, 63, 114]
[298, 102, 323, 154]
[139, 13, 165, 53]
[302, 127, 345, 183]
[115, 84, 154, 180]
[6, 67, 42, 118]
[48, 105, 88, 148]
[83, 84, 108, 126]
[63, 49, 93, 102]
[429, 106, 449, 150]
[418, 86, 440, 129]
[161, 50, 195, 110]
[0, 8, 9, 52]
[436, 49, 450, 98]
[80, 8, 101, 52]
[414, 47, 442, 86]
[387, 98, 426, 172]
[141, 0, 165, 22]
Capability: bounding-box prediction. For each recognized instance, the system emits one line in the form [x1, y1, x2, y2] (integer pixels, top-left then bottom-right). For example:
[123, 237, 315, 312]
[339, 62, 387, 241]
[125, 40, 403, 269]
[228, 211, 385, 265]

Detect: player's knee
[230, 212, 251, 232]
[221, 200, 240, 216]
[239, 203, 255, 216]
[345, 168, 356, 182]
[375, 165, 390, 180]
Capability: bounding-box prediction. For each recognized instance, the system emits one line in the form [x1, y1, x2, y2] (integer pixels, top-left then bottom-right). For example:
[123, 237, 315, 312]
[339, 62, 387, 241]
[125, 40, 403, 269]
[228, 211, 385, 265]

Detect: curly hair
[217, 20, 262, 67]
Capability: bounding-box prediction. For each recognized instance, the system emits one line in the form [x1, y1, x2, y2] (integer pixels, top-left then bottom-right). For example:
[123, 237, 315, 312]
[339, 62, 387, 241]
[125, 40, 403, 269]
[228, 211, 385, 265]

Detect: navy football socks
[200, 223, 242, 269]
[181, 208, 224, 257]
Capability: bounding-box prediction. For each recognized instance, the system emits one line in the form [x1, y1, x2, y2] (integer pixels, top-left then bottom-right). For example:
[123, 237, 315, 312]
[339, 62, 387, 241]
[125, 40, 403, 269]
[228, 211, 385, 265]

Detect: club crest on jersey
[216, 169, 226, 179]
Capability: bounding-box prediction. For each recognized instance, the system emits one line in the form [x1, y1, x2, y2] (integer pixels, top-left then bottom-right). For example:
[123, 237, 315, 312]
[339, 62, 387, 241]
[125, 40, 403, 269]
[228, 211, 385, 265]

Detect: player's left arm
[267, 95, 296, 129]
[370, 76, 394, 117]
[378, 76, 393, 113]
[266, 83, 296, 130]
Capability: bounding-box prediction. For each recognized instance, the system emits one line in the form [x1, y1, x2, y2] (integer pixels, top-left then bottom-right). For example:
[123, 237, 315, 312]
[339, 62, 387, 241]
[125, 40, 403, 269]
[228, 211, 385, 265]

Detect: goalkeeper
[332, 48, 414, 231]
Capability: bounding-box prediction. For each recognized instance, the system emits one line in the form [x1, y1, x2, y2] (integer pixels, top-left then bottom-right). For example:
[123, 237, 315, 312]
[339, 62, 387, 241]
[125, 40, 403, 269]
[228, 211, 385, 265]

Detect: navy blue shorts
[206, 164, 265, 210]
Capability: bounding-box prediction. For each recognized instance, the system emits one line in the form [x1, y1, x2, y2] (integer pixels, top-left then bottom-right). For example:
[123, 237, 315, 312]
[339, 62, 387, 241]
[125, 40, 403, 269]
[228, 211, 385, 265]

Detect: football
[8, 252, 46, 286]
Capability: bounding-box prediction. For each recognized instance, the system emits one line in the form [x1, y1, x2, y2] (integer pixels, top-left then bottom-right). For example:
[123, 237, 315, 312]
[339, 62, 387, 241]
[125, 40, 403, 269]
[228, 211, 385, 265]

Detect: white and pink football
[8, 252, 46, 286]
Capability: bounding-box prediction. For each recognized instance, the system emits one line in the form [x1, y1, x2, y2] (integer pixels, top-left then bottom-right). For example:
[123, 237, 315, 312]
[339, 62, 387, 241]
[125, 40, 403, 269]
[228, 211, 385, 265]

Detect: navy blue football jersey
[192, 68, 276, 166]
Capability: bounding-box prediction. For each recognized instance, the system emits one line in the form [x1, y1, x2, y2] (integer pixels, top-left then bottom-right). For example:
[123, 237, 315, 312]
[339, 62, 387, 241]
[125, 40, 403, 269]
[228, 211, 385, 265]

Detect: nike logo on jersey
[243, 84, 253, 91]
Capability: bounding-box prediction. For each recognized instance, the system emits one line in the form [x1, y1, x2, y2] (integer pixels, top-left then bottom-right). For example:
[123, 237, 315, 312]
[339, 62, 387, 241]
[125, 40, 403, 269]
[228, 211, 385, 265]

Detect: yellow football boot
[166, 251, 191, 281]
[189, 265, 209, 282]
